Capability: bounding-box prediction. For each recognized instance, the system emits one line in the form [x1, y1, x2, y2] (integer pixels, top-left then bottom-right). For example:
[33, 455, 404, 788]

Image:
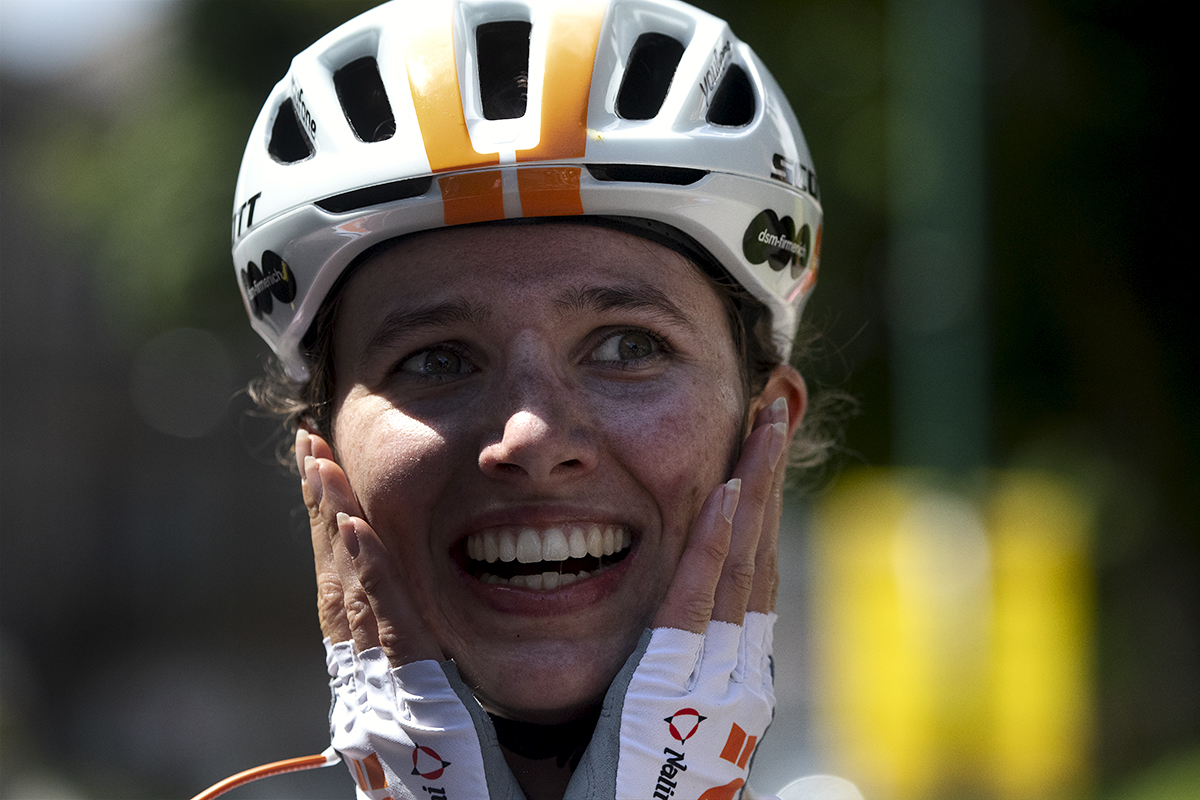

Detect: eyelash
[586, 327, 672, 369]
[393, 342, 476, 381]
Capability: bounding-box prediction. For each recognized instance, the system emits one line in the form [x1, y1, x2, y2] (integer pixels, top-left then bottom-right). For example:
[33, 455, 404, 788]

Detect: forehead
[336, 223, 727, 328]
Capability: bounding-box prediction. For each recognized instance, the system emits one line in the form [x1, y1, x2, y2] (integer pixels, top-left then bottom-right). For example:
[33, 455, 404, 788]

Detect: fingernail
[337, 512, 359, 558]
[305, 456, 323, 506]
[296, 429, 310, 478]
[768, 422, 787, 467]
[722, 479, 742, 523]
[770, 396, 788, 424]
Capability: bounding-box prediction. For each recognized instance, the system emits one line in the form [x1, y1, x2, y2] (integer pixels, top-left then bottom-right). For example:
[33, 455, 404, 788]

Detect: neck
[492, 710, 600, 800]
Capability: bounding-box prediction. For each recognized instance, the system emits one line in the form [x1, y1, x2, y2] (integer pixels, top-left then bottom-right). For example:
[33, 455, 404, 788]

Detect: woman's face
[331, 223, 746, 722]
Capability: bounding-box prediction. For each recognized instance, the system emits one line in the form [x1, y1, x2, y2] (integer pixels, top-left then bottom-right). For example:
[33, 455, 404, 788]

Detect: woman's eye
[590, 330, 659, 363]
[398, 346, 473, 377]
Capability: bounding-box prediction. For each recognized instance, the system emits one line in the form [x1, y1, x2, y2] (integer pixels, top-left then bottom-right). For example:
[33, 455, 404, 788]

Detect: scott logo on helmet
[241, 250, 298, 319]
[231, 191, 262, 243]
[770, 153, 820, 202]
[742, 210, 811, 278]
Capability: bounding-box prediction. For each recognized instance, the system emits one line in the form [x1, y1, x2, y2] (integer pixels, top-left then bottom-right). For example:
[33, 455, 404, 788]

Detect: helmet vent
[705, 63, 754, 127]
[476, 21, 532, 120]
[316, 176, 434, 214]
[587, 164, 707, 185]
[617, 33, 685, 120]
[334, 57, 396, 142]
[268, 99, 314, 164]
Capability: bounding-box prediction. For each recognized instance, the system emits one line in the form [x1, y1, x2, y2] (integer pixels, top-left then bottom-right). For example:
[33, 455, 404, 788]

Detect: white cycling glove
[567, 612, 776, 800]
[326, 638, 525, 800]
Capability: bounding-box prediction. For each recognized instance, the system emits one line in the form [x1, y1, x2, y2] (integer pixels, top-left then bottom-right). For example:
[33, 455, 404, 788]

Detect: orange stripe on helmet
[517, 1, 606, 163]
[404, 1, 500, 174]
[440, 171, 506, 226]
[518, 166, 584, 217]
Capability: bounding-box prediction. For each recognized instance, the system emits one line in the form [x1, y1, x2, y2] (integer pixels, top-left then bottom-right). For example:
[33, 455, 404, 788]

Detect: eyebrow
[359, 299, 490, 370]
[554, 283, 697, 331]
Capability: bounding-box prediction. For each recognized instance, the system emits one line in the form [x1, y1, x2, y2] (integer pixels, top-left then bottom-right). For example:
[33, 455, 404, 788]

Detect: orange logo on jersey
[718, 722, 758, 770]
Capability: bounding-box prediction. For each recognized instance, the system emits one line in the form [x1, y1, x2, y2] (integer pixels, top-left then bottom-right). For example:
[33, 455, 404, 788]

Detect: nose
[478, 393, 597, 483]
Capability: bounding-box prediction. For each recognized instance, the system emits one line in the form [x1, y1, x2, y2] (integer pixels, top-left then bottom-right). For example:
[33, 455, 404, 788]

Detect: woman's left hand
[567, 396, 790, 800]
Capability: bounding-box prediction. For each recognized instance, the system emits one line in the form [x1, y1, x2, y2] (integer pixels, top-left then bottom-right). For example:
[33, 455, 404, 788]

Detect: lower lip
[456, 549, 634, 616]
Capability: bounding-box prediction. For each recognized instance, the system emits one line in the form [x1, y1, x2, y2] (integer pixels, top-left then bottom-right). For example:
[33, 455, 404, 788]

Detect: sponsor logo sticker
[411, 743, 451, 781]
[743, 210, 811, 278]
[664, 707, 707, 743]
[241, 250, 298, 319]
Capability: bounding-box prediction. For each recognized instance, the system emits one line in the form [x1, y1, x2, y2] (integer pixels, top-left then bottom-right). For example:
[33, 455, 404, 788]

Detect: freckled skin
[330, 224, 745, 723]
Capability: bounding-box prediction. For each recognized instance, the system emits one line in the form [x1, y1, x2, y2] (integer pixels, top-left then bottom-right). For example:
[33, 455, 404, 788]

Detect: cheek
[602, 373, 743, 540]
[334, 398, 451, 529]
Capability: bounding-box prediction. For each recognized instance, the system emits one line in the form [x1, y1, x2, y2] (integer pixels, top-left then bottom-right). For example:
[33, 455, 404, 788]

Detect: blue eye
[398, 345, 474, 377]
[590, 330, 659, 363]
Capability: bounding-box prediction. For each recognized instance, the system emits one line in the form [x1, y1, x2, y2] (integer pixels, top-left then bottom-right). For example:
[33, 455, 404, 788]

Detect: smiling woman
[219, 0, 845, 798]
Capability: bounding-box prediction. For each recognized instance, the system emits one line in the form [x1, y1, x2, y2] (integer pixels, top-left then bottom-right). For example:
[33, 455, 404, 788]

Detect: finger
[337, 511, 444, 667]
[329, 505, 380, 654]
[652, 479, 741, 633]
[747, 398, 788, 614]
[300, 430, 351, 643]
[711, 400, 787, 624]
[311, 455, 375, 651]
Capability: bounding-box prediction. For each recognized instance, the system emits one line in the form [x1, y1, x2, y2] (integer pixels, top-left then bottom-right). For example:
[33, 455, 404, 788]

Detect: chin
[452, 627, 646, 725]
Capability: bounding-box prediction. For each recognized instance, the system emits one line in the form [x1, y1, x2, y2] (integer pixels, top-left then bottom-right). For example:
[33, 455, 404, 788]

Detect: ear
[747, 365, 807, 440]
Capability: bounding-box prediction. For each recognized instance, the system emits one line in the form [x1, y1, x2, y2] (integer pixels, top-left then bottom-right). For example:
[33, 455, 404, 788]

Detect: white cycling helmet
[232, 0, 822, 381]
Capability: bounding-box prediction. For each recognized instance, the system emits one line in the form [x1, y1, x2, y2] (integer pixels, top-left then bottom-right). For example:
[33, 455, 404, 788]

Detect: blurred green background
[0, 1, 1194, 798]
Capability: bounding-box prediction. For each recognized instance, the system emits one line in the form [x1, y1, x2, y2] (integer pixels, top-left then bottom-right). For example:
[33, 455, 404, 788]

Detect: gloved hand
[325, 638, 524, 799]
[566, 613, 776, 800]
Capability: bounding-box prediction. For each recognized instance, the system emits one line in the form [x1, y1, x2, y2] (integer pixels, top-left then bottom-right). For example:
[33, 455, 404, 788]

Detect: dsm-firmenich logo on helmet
[241, 250, 298, 319]
[742, 210, 812, 278]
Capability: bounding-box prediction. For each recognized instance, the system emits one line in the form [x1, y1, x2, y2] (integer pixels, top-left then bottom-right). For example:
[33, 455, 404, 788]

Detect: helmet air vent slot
[617, 33, 685, 120]
[587, 164, 707, 185]
[316, 176, 434, 214]
[704, 63, 754, 127]
[268, 99, 314, 164]
[476, 21, 532, 120]
[334, 57, 396, 142]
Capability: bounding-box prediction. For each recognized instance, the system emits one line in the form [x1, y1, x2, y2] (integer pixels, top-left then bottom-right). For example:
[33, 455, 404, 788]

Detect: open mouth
[463, 524, 633, 589]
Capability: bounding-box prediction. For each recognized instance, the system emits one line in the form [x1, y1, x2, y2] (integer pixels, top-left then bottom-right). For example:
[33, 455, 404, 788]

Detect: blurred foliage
[12, 0, 380, 342]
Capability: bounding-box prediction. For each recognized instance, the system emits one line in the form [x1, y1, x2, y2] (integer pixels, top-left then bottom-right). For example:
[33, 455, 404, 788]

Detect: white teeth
[499, 530, 517, 563]
[569, 527, 588, 558]
[517, 528, 541, 563]
[586, 526, 603, 558]
[466, 524, 631, 566]
[476, 563, 609, 589]
[544, 528, 570, 561]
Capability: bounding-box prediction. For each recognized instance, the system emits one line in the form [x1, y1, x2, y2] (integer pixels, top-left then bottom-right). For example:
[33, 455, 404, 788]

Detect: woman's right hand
[298, 428, 443, 664]
[297, 428, 526, 799]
